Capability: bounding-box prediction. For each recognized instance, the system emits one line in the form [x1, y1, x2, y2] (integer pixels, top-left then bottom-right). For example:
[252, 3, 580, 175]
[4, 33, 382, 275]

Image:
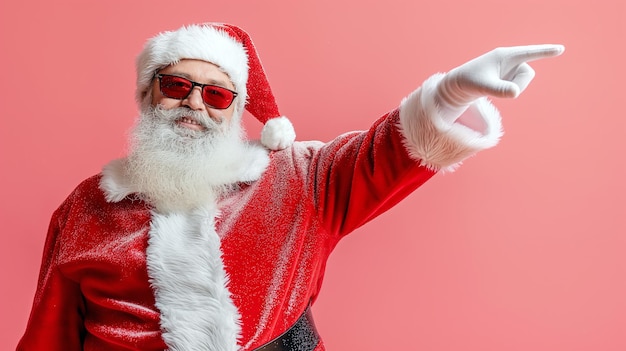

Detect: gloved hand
[436, 44, 565, 124]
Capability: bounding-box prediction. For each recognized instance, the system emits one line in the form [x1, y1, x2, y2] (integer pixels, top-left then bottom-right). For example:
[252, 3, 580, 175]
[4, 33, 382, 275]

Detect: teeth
[181, 117, 200, 125]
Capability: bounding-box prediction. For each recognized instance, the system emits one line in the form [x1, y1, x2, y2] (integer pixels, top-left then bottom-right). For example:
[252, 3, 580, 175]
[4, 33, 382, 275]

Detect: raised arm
[314, 45, 564, 237]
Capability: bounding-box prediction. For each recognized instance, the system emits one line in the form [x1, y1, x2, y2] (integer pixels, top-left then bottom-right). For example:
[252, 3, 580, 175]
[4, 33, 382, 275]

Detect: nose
[182, 87, 206, 111]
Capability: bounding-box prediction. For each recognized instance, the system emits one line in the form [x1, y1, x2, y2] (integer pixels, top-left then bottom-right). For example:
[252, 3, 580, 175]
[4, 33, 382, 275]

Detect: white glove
[436, 44, 565, 124]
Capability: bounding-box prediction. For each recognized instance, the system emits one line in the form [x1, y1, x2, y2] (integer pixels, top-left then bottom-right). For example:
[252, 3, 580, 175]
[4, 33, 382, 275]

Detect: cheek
[152, 93, 181, 109]
[214, 106, 236, 123]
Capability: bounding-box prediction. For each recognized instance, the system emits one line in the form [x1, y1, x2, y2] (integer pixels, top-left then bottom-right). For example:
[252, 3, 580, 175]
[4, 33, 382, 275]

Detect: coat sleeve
[17, 202, 85, 351]
[311, 75, 503, 238]
[310, 109, 436, 238]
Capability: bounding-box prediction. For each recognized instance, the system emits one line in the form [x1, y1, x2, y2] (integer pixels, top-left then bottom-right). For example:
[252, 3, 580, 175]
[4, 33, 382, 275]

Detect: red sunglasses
[155, 74, 238, 109]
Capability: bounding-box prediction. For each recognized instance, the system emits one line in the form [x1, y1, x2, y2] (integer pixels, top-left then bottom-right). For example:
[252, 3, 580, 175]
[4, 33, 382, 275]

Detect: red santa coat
[18, 76, 503, 351]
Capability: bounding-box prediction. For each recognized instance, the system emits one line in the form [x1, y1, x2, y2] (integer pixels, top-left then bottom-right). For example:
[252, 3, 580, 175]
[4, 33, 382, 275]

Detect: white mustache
[150, 106, 224, 130]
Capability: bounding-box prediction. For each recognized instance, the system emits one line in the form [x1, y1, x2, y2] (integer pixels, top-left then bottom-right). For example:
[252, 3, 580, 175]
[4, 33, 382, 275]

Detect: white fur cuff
[398, 73, 503, 172]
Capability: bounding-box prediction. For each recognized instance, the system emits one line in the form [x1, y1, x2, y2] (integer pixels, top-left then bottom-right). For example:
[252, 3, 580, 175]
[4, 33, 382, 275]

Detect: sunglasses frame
[155, 73, 238, 110]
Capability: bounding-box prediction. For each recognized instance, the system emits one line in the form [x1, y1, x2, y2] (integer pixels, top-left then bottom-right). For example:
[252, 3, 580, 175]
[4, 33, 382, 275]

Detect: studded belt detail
[253, 306, 320, 351]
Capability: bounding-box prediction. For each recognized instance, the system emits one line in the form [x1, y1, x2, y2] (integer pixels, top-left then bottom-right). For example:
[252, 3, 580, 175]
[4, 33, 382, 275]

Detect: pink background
[1, 0, 625, 350]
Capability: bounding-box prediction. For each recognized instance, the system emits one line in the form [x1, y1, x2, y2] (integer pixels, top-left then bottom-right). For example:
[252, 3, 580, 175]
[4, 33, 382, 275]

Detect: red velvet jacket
[18, 76, 503, 350]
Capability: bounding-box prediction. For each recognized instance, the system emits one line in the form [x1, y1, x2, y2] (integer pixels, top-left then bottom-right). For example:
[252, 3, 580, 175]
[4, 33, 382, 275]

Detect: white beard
[126, 105, 262, 213]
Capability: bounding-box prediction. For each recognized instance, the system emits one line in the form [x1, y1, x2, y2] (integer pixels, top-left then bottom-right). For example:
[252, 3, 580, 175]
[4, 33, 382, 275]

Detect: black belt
[253, 306, 320, 351]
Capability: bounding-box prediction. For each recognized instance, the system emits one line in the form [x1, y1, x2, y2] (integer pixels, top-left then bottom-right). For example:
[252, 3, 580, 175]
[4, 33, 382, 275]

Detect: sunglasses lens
[202, 86, 235, 109]
[158, 75, 235, 109]
[160, 75, 192, 99]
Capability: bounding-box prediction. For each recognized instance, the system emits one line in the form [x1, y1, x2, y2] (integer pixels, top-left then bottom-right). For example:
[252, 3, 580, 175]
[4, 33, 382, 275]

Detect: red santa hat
[136, 23, 295, 150]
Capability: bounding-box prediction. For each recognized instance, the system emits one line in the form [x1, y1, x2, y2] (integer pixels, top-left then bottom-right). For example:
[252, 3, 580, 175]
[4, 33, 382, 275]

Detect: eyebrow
[165, 71, 233, 90]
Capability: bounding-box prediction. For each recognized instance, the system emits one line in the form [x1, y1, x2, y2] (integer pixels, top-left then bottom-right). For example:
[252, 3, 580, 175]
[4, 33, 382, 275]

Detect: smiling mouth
[176, 116, 207, 131]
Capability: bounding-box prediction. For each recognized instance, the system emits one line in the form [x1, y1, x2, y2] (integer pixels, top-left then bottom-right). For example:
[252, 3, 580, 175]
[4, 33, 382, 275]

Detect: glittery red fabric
[18, 109, 435, 351]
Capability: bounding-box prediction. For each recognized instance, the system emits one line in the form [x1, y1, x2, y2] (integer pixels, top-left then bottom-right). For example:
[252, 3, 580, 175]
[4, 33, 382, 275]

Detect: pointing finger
[501, 44, 565, 67]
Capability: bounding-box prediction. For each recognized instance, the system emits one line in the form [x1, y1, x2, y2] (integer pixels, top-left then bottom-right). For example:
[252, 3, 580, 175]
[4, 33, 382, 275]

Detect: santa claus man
[18, 23, 563, 351]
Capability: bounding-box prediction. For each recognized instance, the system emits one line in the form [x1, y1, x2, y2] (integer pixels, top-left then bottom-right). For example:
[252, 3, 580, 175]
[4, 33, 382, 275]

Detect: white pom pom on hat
[136, 22, 295, 150]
